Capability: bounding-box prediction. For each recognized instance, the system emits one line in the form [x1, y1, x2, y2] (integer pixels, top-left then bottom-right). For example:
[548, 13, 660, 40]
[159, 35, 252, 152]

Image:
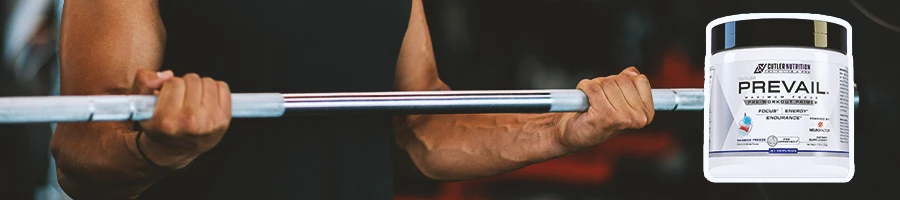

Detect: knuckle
[187, 128, 205, 136]
[616, 76, 631, 84]
[638, 112, 649, 123]
[197, 118, 215, 134]
[632, 75, 650, 85]
[577, 79, 591, 86]
[633, 74, 648, 81]
[164, 78, 185, 89]
[600, 77, 616, 86]
[184, 73, 200, 79]
[220, 105, 232, 115]
[179, 110, 201, 126]
[576, 79, 592, 89]
[202, 78, 217, 86]
[211, 122, 229, 135]
[627, 66, 640, 73]
[207, 117, 228, 134]
[213, 115, 229, 127]
[157, 118, 180, 134]
[184, 75, 201, 84]
[217, 81, 230, 91]
[218, 111, 232, 121]
[611, 74, 626, 81]
[211, 121, 225, 131]
[577, 80, 601, 94]
[183, 122, 204, 136]
[634, 115, 648, 128]
[165, 77, 181, 84]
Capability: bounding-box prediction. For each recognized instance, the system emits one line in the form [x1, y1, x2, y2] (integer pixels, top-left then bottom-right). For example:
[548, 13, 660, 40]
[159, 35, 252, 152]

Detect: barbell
[0, 87, 859, 124]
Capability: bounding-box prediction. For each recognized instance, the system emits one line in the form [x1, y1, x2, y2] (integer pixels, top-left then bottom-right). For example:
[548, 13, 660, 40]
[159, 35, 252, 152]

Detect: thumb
[132, 69, 173, 94]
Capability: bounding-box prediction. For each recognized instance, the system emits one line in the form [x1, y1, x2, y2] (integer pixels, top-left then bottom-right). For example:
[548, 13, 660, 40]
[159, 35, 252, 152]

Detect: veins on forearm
[397, 113, 568, 179]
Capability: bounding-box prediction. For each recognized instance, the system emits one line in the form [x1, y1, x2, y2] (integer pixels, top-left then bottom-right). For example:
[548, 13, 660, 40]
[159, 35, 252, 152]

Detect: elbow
[407, 151, 455, 181]
[405, 146, 490, 181]
[50, 128, 128, 199]
[50, 129, 72, 182]
[55, 167, 86, 199]
[50, 131, 86, 199]
[396, 116, 483, 181]
[50, 128, 78, 185]
[398, 137, 452, 181]
[54, 155, 142, 200]
[396, 126, 448, 181]
[51, 126, 149, 199]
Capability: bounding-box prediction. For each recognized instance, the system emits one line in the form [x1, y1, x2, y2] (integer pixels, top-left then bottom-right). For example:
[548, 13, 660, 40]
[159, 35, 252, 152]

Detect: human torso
[138, 0, 411, 199]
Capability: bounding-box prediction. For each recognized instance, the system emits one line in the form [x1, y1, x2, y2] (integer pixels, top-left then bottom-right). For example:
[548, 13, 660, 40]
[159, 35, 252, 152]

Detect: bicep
[53, 1, 165, 185]
[394, 0, 448, 92]
[60, 0, 165, 95]
[392, 0, 448, 180]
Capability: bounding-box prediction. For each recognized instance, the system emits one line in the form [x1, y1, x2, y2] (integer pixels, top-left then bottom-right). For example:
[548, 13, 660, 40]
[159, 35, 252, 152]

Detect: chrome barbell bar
[0, 88, 859, 124]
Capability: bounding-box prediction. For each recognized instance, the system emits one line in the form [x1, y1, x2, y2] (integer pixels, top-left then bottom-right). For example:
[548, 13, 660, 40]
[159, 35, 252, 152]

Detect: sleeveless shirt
[138, 0, 411, 199]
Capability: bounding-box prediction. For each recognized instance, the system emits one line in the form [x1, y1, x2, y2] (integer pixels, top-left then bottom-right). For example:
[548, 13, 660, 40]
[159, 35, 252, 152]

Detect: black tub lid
[710, 18, 847, 54]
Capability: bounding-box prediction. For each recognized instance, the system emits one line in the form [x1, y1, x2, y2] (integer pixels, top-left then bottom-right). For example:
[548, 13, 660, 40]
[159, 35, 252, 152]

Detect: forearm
[396, 113, 571, 180]
[393, 0, 572, 181]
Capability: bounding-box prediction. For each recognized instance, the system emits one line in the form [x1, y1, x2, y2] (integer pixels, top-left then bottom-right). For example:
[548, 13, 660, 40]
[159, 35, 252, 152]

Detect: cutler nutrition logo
[754, 63, 811, 74]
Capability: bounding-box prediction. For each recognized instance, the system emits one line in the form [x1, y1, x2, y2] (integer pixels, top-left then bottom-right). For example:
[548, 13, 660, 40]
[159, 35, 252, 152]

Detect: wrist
[137, 131, 196, 169]
[553, 112, 579, 154]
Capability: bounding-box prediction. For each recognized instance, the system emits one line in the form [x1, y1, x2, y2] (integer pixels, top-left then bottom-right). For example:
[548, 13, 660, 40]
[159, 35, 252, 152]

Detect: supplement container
[704, 14, 854, 182]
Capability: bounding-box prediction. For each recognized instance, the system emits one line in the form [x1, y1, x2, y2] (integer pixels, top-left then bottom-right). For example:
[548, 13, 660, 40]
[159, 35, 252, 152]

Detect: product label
[709, 60, 850, 157]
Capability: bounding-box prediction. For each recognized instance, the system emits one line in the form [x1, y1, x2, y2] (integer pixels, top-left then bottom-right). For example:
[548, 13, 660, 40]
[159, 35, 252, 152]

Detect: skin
[51, 0, 654, 199]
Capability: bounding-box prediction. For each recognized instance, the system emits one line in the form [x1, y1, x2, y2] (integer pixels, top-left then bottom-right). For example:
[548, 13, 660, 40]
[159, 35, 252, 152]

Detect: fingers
[576, 79, 612, 112]
[158, 77, 186, 110]
[577, 67, 654, 131]
[618, 66, 654, 126]
[201, 77, 219, 108]
[631, 74, 655, 124]
[597, 76, 629, 112]
[183, 73, 203, 107]
[154, 72, 230, 119]
[619, 66, 640, 77]
[137, 71, 232, 168]
[217, 81, 232, 114]
[157, 71, 175, 80]
[132, 69, 173, 94]
[613, 73, 650, 124]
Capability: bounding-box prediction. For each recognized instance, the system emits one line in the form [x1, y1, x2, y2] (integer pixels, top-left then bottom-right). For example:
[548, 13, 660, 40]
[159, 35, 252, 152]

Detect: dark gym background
[1, 0, 897, 199]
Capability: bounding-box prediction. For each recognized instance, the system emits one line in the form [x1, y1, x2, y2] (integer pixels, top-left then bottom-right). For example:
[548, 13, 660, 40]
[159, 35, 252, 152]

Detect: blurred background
[1, 0, 897, 199]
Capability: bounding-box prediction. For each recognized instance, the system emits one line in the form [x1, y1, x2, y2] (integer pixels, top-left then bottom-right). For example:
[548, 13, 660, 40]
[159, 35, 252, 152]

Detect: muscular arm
[51, 0, 166, 198]
[396, 0, 653, 181]
[394, 0, 570, 180]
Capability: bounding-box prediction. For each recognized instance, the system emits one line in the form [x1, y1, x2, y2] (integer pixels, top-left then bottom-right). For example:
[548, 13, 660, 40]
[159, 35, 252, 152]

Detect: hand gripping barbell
[0, 87, 859, 124]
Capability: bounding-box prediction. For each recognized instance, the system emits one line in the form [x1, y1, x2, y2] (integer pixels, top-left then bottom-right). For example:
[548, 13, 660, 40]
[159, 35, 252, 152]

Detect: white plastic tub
[704, 13, 855, 183]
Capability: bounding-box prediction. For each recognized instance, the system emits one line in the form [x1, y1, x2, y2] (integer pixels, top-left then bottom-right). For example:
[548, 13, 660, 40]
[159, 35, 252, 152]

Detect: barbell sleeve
[0, 88, 859, 124]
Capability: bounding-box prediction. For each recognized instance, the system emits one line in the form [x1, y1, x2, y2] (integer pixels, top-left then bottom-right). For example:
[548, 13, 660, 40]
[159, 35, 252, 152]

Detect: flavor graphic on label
[738, 114, 752, 137]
